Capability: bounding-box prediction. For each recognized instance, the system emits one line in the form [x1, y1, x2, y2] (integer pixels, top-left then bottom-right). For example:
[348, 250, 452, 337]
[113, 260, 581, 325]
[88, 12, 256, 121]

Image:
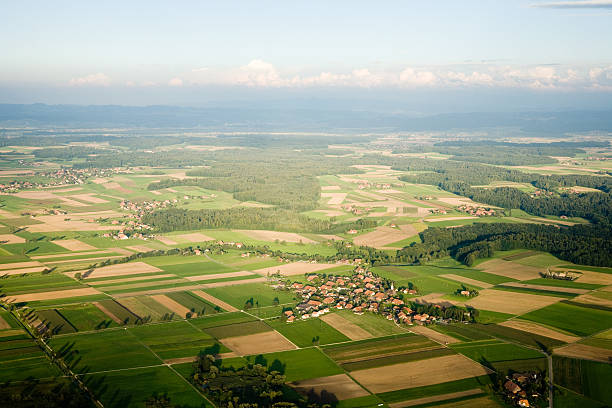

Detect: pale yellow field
[320, 313, 372, 340]
[0, 266, 48, 276]
[220, 331, 297, 356]
[572, 292, 612, 308]
[353, 226, 412, 249]
[253, 262, 338, 276]
[0, 261, 43, 270]
[69, 193, 109, 203]
[0, 234, 26, 244]
[409, 325, 461, 344]
[350, 354, 492, 393]
[8, 287, 101, 303]
[321, 192, 347, 205]
[150, 294, 194, 318]
[0, 315, 11, 330]
[554, 343, 611, 363]
[174, 232, 215, 243]
[466, 289, 563, 314]
[53, 239, 97, 251]
[477, 259, 543, 281]
[186, 270, 254, 282]
[156, 236, 178, 245]
[291, 374, 369, 401]
[236, 229, 316, 244]
[191, 290, 238, 312]
[499, 320, 580, 343]
[440, 274, 493, 289]
[500, 282, 589, 294]
[69, 261, 162, 279]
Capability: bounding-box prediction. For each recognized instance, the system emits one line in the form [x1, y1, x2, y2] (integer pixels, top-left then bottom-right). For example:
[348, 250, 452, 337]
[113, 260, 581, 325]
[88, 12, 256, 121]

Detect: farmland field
[1, 127, 611, 407]
[267, 317, 350, 347]
[519, 302, 612, 337]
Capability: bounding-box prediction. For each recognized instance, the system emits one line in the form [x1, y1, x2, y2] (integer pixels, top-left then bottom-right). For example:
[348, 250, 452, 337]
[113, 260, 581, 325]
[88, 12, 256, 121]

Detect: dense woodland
[147, 156, 361, 211]
[142, 207, 377, 234]
[396, 223, 612, 266]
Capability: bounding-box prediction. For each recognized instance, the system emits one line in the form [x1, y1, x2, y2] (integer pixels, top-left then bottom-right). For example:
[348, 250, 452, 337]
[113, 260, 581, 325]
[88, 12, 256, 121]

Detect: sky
[1, 0, 612, 111]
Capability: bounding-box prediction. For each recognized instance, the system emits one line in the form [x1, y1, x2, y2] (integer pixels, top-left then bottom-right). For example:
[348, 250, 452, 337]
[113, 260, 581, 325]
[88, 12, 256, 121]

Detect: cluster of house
[457, 205, 496, 217]
[284, 269, 435, 325]
[119, 199, 174, 218]
[503, 372, 541, 408]
[429, 208, 448, 215]
[530, 189, 554, 198]
[341, 204, 370, 216]
[0, 167, 125, 193]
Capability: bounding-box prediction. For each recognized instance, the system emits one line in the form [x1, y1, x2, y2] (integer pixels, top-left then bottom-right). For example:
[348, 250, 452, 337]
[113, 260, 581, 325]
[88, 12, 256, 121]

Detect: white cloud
[399, 68, 438, 86]
[168, 61, 612, 91]
[69, 73, 111, 86]
[531, 0, 612, 8]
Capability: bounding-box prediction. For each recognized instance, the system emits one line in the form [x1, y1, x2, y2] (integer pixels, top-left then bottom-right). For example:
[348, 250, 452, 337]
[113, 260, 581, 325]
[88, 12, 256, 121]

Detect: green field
[520, 302, 612, 337]
[377, 375, 492, 403]
[48, 330, 162, 374]
[267, 317, 350, 347]
[0, 339, 61, 382]
[204, 282, 297, 309]
[335, 310, 409, 336]
[249, 348, 344, 382]
[83, 366, 208, 408]
[553, 356, 612, 405]
[58, 304, 119, 331]
[450, 339, 544, 365]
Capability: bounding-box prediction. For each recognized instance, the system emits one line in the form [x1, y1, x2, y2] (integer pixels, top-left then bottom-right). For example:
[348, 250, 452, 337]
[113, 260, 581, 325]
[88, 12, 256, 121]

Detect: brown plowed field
[350, 354, 492, 393]
[220, 331, 296, 355]
[291, 374, 369, 400]
[466, 289, 563, 314]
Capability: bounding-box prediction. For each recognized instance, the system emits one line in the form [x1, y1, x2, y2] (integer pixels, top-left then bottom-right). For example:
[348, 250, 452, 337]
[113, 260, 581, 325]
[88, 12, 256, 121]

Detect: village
[279, 267, 441, 326]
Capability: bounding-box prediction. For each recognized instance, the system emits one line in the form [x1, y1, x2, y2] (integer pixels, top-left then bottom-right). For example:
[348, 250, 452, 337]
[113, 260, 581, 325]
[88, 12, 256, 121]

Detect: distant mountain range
[1, 103, 611, 134]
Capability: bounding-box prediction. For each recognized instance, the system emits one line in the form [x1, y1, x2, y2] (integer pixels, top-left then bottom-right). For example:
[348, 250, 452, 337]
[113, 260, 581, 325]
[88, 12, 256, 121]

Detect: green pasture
[520, 302, 612, 337]
[83, 365, 208, 408]
[204, 282, 297, 309]
[128, 320, 225, 359]
[250, 348, 343, 382]
[267, 317, 349, 347]
[58, 303, 118, 331]
[377, 375, 492, 403]
[450, 339, 544, 365]
[49, 330, 162, 374]
[335, 310, 409, 337]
